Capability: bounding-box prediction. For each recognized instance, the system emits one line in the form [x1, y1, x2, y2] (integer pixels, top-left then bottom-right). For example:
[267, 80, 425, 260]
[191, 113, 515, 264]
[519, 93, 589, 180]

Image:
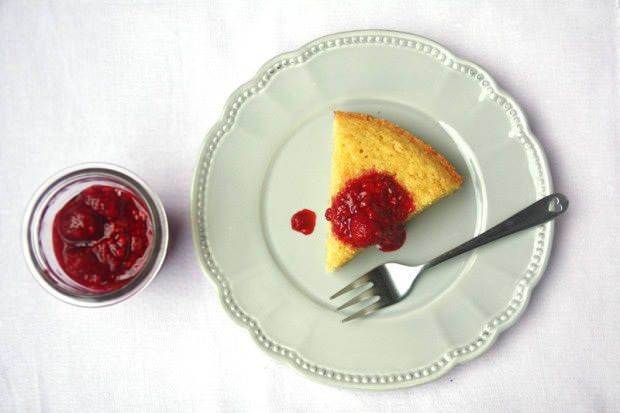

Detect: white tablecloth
[1, 1, 618, 411]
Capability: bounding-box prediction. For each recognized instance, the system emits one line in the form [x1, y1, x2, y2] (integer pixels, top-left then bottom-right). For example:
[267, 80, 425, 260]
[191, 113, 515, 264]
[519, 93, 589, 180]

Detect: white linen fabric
[1, 1, 618, 411]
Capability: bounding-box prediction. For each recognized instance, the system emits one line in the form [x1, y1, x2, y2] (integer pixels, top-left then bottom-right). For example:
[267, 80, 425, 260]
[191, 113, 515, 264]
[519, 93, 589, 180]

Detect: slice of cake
[325, 111, 463, 271]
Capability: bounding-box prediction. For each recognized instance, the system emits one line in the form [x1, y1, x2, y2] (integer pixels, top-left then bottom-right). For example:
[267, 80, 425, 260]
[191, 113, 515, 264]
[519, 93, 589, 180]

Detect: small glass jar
[23, 163, 168, 307]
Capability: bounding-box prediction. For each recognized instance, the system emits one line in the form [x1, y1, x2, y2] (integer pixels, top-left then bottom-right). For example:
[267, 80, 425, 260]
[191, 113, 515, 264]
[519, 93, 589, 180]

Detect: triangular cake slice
[326, 111, 463, 271]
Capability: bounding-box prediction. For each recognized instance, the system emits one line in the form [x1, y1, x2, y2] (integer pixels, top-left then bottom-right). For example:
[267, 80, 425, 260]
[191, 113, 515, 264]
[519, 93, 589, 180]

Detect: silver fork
[330, 193, 569, 322]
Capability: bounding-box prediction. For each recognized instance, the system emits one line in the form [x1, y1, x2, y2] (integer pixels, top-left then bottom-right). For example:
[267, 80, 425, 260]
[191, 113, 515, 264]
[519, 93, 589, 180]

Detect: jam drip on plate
[291, 209, 317, 235]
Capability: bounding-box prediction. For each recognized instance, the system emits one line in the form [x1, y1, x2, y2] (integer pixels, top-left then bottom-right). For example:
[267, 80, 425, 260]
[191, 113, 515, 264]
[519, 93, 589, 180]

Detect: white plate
[191, 30, 553, 389]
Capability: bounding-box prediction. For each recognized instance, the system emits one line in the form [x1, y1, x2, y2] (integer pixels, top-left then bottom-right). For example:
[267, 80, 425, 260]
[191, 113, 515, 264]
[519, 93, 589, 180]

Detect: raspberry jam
[52, 185, 153, 292]
[325, 172, 414, 251]
[291, 209, 316, 235]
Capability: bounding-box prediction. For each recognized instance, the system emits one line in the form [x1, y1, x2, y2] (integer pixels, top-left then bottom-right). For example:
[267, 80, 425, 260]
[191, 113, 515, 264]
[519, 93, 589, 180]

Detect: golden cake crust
[334, 112, 463, 186]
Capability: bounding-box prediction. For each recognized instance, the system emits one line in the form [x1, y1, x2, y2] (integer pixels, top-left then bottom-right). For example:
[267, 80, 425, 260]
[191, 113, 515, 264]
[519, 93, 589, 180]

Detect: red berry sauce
[52, 185, 153, 292]
[291, 209, 316, 235]
[325, 172, 414, 251]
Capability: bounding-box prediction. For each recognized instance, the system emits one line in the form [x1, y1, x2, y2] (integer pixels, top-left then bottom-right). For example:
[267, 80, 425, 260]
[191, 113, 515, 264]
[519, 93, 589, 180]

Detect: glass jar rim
[23, 162, 169, 307]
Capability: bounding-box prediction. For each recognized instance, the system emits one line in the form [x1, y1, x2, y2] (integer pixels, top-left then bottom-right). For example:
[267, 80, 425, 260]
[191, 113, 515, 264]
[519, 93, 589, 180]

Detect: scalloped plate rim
[190, 29, 554, 389]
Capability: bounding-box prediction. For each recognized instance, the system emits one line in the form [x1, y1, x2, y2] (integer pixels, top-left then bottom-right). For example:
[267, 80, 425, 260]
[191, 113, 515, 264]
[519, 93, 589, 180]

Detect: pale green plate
[191, 30, 553, 389]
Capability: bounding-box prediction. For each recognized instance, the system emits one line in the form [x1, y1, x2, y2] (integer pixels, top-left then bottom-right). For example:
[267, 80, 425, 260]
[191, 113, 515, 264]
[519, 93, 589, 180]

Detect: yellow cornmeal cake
[326, 111, 463, 271]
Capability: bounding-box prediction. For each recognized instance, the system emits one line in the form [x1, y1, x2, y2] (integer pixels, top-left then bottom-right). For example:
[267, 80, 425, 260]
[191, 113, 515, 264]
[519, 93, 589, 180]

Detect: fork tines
[330, 273, 388, 322]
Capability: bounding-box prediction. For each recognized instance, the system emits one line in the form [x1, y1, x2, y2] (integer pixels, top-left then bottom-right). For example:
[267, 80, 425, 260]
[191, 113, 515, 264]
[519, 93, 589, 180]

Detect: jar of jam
[23, 163, 168, 306]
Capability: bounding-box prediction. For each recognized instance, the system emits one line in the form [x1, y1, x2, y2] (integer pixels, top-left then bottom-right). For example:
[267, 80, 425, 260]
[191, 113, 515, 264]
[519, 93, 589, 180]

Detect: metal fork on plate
[330, 193, 568, 322]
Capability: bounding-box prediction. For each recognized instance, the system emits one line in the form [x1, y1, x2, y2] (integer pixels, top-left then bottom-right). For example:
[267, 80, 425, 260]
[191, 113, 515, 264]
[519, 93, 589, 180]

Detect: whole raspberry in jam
[52, 185, 153, 292]
[325, 172, 414, 251]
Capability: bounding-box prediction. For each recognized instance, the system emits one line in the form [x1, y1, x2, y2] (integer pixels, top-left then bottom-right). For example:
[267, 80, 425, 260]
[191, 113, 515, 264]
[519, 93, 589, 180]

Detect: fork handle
[425, 193, 568, 270]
